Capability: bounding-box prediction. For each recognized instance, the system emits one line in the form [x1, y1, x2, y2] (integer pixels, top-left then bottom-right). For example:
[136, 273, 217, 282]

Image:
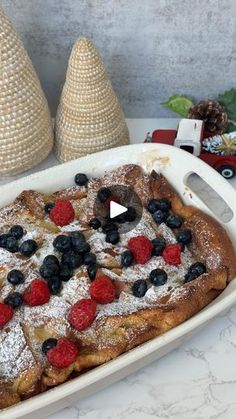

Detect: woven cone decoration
[55, 37, 129, 161]
[0, 8, 54, 175]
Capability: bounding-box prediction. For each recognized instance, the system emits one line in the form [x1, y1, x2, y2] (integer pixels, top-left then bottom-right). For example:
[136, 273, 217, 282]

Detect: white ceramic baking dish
[1, 143, 236, 419]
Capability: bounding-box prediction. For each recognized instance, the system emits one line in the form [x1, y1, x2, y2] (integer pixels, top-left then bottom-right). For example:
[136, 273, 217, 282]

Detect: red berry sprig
[68, 298, 97, 331]
[128, 235, 153, 265]
[49, 199, 75, 226]
[46, 337, 78, 368]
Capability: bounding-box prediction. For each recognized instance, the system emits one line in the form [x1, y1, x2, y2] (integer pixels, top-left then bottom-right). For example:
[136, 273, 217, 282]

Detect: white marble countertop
[3, 119, 236, 419]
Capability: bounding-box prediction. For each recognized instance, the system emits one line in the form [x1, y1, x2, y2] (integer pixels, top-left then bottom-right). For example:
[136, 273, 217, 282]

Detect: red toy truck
[148, 119, 236, 179]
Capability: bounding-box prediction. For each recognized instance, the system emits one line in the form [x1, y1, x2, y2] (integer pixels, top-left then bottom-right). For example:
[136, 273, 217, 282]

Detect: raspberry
[23, 279, 50, 306]
[163, 244, 181, 266]
[0, 303, 14, 328]
[104, 195, 121, 210]
[89, 275, 116, 304]
[128, 235, 153, 264]
[46, 337, 78, 368]
[49, 200, 75, 226]
[68, 299, 97, 331]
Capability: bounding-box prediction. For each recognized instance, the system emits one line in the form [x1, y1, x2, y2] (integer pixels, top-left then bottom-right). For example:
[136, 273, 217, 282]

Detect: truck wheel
[217, 165, 235, 179]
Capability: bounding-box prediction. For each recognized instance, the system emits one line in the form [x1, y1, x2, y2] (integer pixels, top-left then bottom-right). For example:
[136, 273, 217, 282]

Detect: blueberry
[102, 222, 118, 233]
[84, 252, 96, 266]
[42, 338, 58, 354]
[53, 235, 71, 253]
[176, 229, 192, 245]
[4, 236, 18, 253]
[121, 250, 133, 267]
[124, 207, 137, 222]
[147, 199, 159, 214]
[43, 255, 60, 266]
[147, 198, 171, 213]
[0, 233, 11, 248]
[189, 262, 206, 277]
[152, 237, 166, 256]
[9, 225, 24, 239]
[40, 263, 60, 279]
[70, 231, 86, 241]
[4, 292, 22, 308]
[44, 202, 54, 214]
[74, 173, 88, 186]
[106, 230, 120, 244]
[89, 218, 101, 230]
[87, 263, 99, 281]
[97, 187, 111, 203]
[72, 240, 90, 254]
[132, 280, 148, 298]
[7, 269, 24, 285]
[149, 268, 167, 286]
[19, 240, 38, 256]
[47, 277, 62, 295]
[166, 215, 183, 229]
[153, 210, 168, 224]
[61, 250, 83, 269]
[60, 263, 73, 281]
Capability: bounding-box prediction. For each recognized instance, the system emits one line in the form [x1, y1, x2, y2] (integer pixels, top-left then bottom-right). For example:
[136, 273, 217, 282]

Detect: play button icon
[110, 201, 127, 219]
[93, 184, 143, 234]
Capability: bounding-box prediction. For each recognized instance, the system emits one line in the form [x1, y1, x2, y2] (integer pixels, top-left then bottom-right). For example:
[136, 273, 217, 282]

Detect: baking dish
[1, 143, 236, 419]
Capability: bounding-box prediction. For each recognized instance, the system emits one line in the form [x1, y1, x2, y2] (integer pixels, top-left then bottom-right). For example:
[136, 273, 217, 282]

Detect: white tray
[1, 143, 236, 419]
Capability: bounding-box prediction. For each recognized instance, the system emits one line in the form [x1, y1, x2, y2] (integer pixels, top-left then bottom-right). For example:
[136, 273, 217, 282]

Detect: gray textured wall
[1, 0, 236, 117]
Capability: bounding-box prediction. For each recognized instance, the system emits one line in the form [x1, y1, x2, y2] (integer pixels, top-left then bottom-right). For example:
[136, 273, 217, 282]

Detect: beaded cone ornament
[55, 37, 130, 162]
[0, 8, 54, 175]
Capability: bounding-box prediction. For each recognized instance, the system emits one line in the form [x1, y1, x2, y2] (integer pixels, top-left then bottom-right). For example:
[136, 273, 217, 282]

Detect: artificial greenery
[161, 88, 236, 132]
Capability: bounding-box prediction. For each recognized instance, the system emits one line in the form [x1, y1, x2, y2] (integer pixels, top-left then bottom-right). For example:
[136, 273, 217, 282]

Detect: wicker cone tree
[0, 8, 54, 175]
[55, 37, 129, 161]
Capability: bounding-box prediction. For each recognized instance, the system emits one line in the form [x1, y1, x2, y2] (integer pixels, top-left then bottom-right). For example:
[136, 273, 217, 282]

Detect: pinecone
[188, 100, 228, 134]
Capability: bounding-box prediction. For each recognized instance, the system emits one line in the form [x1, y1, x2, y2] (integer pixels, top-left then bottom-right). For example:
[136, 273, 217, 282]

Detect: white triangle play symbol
[110, 200, 128, 219]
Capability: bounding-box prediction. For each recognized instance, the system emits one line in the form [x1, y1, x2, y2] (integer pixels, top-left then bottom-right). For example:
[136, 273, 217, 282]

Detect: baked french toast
[0, 164, 236, 409]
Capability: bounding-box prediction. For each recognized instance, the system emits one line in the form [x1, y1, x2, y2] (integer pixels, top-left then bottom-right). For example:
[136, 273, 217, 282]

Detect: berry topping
[47, 277, 62, 295]
[0, 303, 14, 328]
[44, 202, 55, 214]
[46, 337, 78, 368]
[23, 279, 50, 306]
[60, 263, 73, 281]
[153, 210, 168, 224]
[87, 263, 100, 281]
[39, 263, 60, 279]
[53, 235, 72, 253]
[121, 250, 133, 267]
[89, 275, 116, 304]
[163, 244, 182, 266]
[9, 225, 24, 239]
[97, 187, 111, 203]
[166, 215, 183, 229]
[83, 252, 96, 266]
[132, 279, 148, 298]
[74, 173, 88, 186]
[128, 236, 153, 265]
[152, 237, 166, 256]
[49, 200, 75, 226]
[4, 292, 23, 309]
[43, 255, 60, 266]
[124, 206, 137, 222]
[7, 269, 24, 285]
[5, 236, 19, 253]
[89, 217, 101, 230]
[19, 239, 38, 257]
[102, 221, 118, 233]
[105, 230, 120, 244]
[68, 298, 97, 331]
[185, 262, 206, 283]
[0, 233, 11, 248]
[61, 250, 83, 269]
[149, 268, 167, 286]
[104, 195, 120, 210]
[71, 233, 90, 253]
[176, 229, 192, 245]
[42, 338, 58, 354]
[147, 198, 171, 213]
